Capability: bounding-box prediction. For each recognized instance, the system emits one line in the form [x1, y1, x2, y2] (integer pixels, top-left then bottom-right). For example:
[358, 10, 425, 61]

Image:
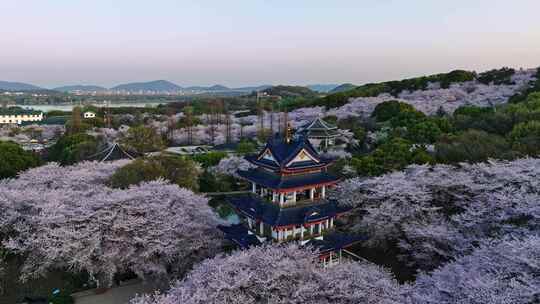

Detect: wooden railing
[342, 249, 372, 264]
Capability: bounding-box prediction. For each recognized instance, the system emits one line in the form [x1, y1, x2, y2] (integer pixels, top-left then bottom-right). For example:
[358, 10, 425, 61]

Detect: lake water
[20, 102, 165, 113]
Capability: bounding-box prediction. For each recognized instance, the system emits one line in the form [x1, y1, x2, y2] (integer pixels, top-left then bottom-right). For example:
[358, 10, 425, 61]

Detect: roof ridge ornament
[285, 122, 293, 143]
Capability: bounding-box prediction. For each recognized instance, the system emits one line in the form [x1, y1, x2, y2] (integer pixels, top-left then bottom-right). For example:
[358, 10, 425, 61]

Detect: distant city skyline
[1, 0, 539, 88]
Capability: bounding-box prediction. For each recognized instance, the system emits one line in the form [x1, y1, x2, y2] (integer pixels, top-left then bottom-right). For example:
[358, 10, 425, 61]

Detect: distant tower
[257, 98, 265, 142]
[269, 102, 275, 137]
[184, 105, 194, 145]
[104, 100, 112, 128]
[225, 104, 232, 144]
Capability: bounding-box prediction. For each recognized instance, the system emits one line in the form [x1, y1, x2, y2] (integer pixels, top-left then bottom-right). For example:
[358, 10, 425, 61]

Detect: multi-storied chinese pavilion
[219, 127, 364, 265]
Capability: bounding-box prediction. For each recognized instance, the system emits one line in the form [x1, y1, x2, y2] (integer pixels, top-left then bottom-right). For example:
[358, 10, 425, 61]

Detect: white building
[0, 108, 43, 125]
[83, 111, 96, 119]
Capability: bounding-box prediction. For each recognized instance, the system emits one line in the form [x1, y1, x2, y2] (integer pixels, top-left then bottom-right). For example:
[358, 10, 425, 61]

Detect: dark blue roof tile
[238, 169, 339, 190]
[228, 194, 351, 226]
[248, 135, 324, 169]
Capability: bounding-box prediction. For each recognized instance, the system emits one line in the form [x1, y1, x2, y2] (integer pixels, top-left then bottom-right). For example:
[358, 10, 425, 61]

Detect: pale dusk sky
[1, 0, 539, 88]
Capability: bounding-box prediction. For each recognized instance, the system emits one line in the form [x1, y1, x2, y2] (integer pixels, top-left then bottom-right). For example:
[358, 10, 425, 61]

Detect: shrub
[435, 130, 512, 163]
[0, 141, 41, 179]
[509, 120, 540, 156]
[191, 151, 228, 168]
[47, 134, 99, 165]
[110, 155, 201, 191]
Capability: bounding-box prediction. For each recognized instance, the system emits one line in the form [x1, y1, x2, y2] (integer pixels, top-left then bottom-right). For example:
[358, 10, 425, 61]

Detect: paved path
[73, 281, 161, 304]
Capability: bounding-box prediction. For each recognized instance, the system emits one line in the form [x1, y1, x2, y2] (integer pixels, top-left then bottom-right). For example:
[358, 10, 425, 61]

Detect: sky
[1, 0, 539, 88]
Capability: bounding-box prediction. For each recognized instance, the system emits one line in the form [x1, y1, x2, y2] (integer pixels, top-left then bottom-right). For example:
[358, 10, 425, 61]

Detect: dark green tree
[65, 106, 91, 134]
[509, 121, 540, 156]
[47, 134, 100, 165]
[0, 141, 41, 179]
[110, 155, 201, 191]
[351, 138, 434, 176]
[120, 126, 166, 154]
[372, 100, 417, 122]
[407, 120, 442, 144]
[435, 130, 512, 163]
[191, 151, 228, 168]
[236, 140, 256, 155]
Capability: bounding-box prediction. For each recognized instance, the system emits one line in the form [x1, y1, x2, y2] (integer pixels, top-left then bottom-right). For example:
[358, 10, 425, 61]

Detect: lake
[19, 102, 166, 113]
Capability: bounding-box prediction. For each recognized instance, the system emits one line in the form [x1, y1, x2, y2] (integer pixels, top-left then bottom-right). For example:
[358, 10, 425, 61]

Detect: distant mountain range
[231, 85, 272, 92]
[110, 80, 181, 92]
[0, 81, 43, 91]
[183, 84, 231, 92]
[0, 79, 341, 95]
[53, 85, 108, 92]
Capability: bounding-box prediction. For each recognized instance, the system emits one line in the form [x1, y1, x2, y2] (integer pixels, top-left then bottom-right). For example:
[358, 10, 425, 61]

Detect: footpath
[72, 280, 162, 304]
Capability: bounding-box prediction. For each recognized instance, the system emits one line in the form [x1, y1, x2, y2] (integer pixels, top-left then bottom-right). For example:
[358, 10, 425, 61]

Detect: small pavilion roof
[302, 117, 338, 131]
[228, 194, 351, 227]
[299, 117, 340, 139]
[86, 142, 137, 162]
[238, 169, 339, 192]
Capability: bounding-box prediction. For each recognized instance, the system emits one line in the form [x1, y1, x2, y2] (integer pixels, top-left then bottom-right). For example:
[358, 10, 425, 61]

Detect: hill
[208, 85, 230, 91]
[0, 81, 43, 91]
[111, 80, 182, 92]
[329, 83, 356, 93]
[262, 85, 318, 98]
[307, 84, 339, 93]
[231, 85, 271, 92]
[54, 85, 107, 92]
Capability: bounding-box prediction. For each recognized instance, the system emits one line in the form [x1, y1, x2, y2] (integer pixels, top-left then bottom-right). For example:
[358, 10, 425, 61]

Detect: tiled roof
[302, 117, 338, 131]
[238, 169, 339, 191]
[248, 135, 322, 170]
[218, 223, 366, 253]
[86, 142, 137, 162]
[298, 117, 340, 138]
[228, 194, 351, 226]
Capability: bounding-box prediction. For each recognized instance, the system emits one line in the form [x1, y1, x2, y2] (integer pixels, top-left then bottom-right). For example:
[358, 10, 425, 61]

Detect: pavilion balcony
[250, 182, 331, 208]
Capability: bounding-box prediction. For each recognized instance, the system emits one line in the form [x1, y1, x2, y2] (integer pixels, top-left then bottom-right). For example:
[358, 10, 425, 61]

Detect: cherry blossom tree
[333, 158, 540, 270]
[0, 161, 223, 288]
[0, 124, 64, 143]
[131, 244, 403, 304]
[408, 235, 540, 304]
[294, 69, 538, 120]
[321, 150, 352, 159]
[1, 160, 129, 191]
[210, 156, 255, 178]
